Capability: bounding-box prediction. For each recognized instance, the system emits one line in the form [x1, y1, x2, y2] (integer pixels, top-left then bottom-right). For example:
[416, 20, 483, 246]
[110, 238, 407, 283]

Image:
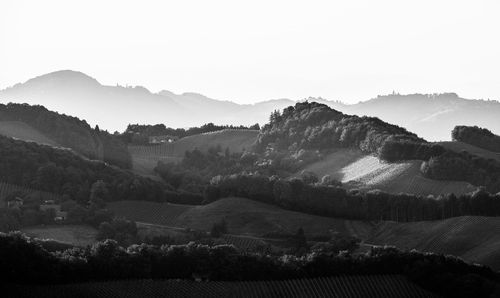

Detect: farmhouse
[40, 203, 68, 220]
[7, 197, 24, 209]
[148, 135, 178, 144]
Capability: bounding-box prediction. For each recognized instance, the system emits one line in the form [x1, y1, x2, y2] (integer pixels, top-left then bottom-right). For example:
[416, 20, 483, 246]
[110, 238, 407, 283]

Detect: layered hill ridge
[3, 70, 500, 141]
[0, 70, 293, 132]
[0, 103, 131, 168]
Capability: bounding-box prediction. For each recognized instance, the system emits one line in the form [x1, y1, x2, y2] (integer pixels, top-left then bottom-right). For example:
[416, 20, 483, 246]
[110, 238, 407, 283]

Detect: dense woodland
[1, 233, 499, 298]
[453, 125, 500, 153]
[0, 103, 131, 168]
[255, 102, 424, 157]
[123, 122, 260, 145]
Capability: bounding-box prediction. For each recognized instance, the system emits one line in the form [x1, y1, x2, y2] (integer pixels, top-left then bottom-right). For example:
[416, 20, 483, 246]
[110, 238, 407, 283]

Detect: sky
[1, 0, 499, 104]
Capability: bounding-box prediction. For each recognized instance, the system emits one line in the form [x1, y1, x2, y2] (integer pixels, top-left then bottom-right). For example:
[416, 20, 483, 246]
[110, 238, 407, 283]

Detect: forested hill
[0, 103, 131, 168]
[253, 102, 500, 193]
[255, 101, 425, 156]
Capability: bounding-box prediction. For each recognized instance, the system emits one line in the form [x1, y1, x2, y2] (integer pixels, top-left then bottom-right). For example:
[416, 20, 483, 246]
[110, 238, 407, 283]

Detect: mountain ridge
[2, 70, 499, 141]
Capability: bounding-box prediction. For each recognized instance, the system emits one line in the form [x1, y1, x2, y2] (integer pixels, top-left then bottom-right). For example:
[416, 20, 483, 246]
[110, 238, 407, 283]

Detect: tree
[210, 219, 228, 238]
[293, 227, 307, 252]
[89, 180, 109, 208]
[66, 205, 88, 223]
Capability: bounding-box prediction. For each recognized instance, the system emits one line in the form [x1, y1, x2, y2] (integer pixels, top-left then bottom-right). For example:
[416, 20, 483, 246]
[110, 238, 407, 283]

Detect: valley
[1, 101, 499, 297]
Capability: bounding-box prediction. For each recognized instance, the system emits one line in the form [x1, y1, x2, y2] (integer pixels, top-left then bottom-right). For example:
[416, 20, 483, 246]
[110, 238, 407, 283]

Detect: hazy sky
[1, 0, 499, 104]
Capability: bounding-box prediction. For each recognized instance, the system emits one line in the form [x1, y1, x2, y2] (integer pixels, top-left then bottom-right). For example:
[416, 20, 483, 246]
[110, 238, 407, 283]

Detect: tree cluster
[206, 174, 500, 221]
[97, 218, 138, 247]
[421, 150, 500, 193]
[154, 146, 249, 195]
[453, 125, 500, 153]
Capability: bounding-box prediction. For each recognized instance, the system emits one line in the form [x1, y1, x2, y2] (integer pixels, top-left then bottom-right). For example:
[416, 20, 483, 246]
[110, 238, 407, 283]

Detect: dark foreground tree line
[0, 103, 131, 168]
[1, 233, 498, 298]
[205, 173, 500, 221]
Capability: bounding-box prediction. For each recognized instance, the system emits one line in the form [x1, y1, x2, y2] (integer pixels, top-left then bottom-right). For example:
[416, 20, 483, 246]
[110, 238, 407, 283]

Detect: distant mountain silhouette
[335, 93, 500, 141]
[0, 70, 293, 132]
[1, 70, 499, 141]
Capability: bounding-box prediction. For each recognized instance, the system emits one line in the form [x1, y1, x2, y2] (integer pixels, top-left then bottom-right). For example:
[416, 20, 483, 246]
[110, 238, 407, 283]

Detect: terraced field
[438, 141, 500, 161]
[0, 181, 61, 206]
[6, 275, 437, 298]
[21, 225, 98, 247]
[221, 234, 269, 250]
[368, 216, 500, 270]
[128, 129, 259, 176]
[300, 149, 475, 196]
[0, 120, 59, 146]
[108, 200, 193, 226]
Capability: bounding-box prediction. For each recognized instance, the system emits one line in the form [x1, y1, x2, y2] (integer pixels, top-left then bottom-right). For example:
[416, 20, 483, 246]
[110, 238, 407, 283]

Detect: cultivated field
[108, 200, 193, 226]
[0, 120, 59, 146]
[174, 197, 365, 237]
[21, 225, 98, 247]
[300, 149, 476, 196]
[368, 216, 500, 270]
[128, 129, 259, 176]
[6, 275, 437, 298]
[438, 141, 500, 161]
[0, 181, 61, 206]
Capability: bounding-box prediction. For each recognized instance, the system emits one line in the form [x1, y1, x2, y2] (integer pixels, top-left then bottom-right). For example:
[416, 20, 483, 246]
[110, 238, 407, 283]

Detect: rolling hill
[128, 129, 259, 176]
[108, 197, 372, 238]
[299, 149, 476, 196]
[369, 216, 500, 270]
[109, 197, 500, 270]
[6, 275, 437, 298]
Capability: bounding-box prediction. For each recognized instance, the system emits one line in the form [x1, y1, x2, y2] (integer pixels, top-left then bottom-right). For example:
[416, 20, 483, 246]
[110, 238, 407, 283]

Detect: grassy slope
[172, 197, 364, 237]
[0, 121, 59, 146]
[438, 141, 500, 162]
[108, 198, 372, 238]
[20, 225, 98, 247]
[6, 275, 437, 298]
[300, 149, 475, 196]
[107, 200, 193, 226]
[369, 216, 500, 270]
[128, 129, 259, 176]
